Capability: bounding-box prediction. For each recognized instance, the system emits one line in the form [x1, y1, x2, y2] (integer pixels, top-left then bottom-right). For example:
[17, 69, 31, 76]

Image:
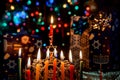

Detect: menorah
[31, 47, 76, 80]
[93, 54, 109, 80]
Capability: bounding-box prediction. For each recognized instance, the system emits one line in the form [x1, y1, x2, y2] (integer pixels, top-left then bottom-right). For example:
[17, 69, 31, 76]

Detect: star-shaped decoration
[35, 40, 42, 48]
[46, 45, 57, 53]
[7, 60, 17, 69]
[92, 40, 101, 49]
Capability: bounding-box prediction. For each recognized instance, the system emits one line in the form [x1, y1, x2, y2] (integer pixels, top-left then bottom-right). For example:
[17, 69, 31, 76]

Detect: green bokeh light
[35, 29, 39, 33]
[2, 22, 7, 27]
[27, 0, 32, 5]
[68, 11, 71, 15]
[74, 5, 79, 10]
[54, 7, 59, 12]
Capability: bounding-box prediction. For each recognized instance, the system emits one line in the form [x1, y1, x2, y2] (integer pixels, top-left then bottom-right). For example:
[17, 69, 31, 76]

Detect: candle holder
[32, 49, 76, 80]
[31, 15, 76, 80]
[93, 54, 109, 80]
[79, 59, 84, 80]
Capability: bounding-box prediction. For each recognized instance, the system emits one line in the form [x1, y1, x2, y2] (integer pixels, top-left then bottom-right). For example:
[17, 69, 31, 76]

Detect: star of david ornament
[7, 60, 17, 69]
[92, 40, 101, 49]
[35, 40, 42, 48]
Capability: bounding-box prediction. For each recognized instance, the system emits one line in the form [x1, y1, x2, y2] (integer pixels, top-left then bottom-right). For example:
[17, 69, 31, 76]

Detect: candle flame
[50, 16, 54, 24]
[27, 57, 31, 68]
[54, 48, 57, 57]
[46, 48, 49, 58]
[79, 50, 82, 59]
[18, 48, 22, 57]
[69, 49, 72, 63]
[60, 50, 64, 60]
[37, 48, 41, 61]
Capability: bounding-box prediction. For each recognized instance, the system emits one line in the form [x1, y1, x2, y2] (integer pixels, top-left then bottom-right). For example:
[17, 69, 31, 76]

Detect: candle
[52, 48, 57, 80]
[69, 50, 74, 80]
[44, 49, 49, 80]
[50, 16, 54, 35]
[44, 60, 49, 80]
[26, 57, 31, 80]
[60, 50, 65, 80]
[18, 48, 22, 80]
[53, 58, 57, 80]
[79, 50, 83, 80]
[49, 16, 54, 45]
[36, 48, 41, 80]
[50, 16, 54, 36]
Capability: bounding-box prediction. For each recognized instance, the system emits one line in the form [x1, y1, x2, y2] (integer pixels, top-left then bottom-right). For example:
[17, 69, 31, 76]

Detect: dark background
[0, 0, 120, 79]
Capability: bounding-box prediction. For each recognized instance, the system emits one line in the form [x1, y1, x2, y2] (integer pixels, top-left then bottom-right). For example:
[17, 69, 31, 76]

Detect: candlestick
[79, 50, 83, 80]
[60, 50, 65, 80]
[53, 58, 57, 80]
[26, 69, 31, 80]
[36, 64, 40, 80]
[80, 60, 83, 80]
[26, 57, 31, 80]
[44, 49, 49, 80]
[69, 50, 74, 80]
[36, 48, 41, 80]
[44, 59, 49, 80]
[52, 48, 57, 80]
[18, 48, 22, 80]
[69, 64, 74, 80]
[49, 24, 53, 37]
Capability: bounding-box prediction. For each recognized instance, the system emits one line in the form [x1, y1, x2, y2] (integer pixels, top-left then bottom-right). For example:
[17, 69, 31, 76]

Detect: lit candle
[44, 48, 49, 80]
[52, 48, 57, 80]
[18, 48, 22, 80]
[36, 48, 41, 80]
[79, 50, 83, 80]
[26, 57, 31, 80]
[49, 16, 54, 45]
[60, 50, 65, 80]
[50, 16, 54, 34]
[69, 50, 74, 80]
